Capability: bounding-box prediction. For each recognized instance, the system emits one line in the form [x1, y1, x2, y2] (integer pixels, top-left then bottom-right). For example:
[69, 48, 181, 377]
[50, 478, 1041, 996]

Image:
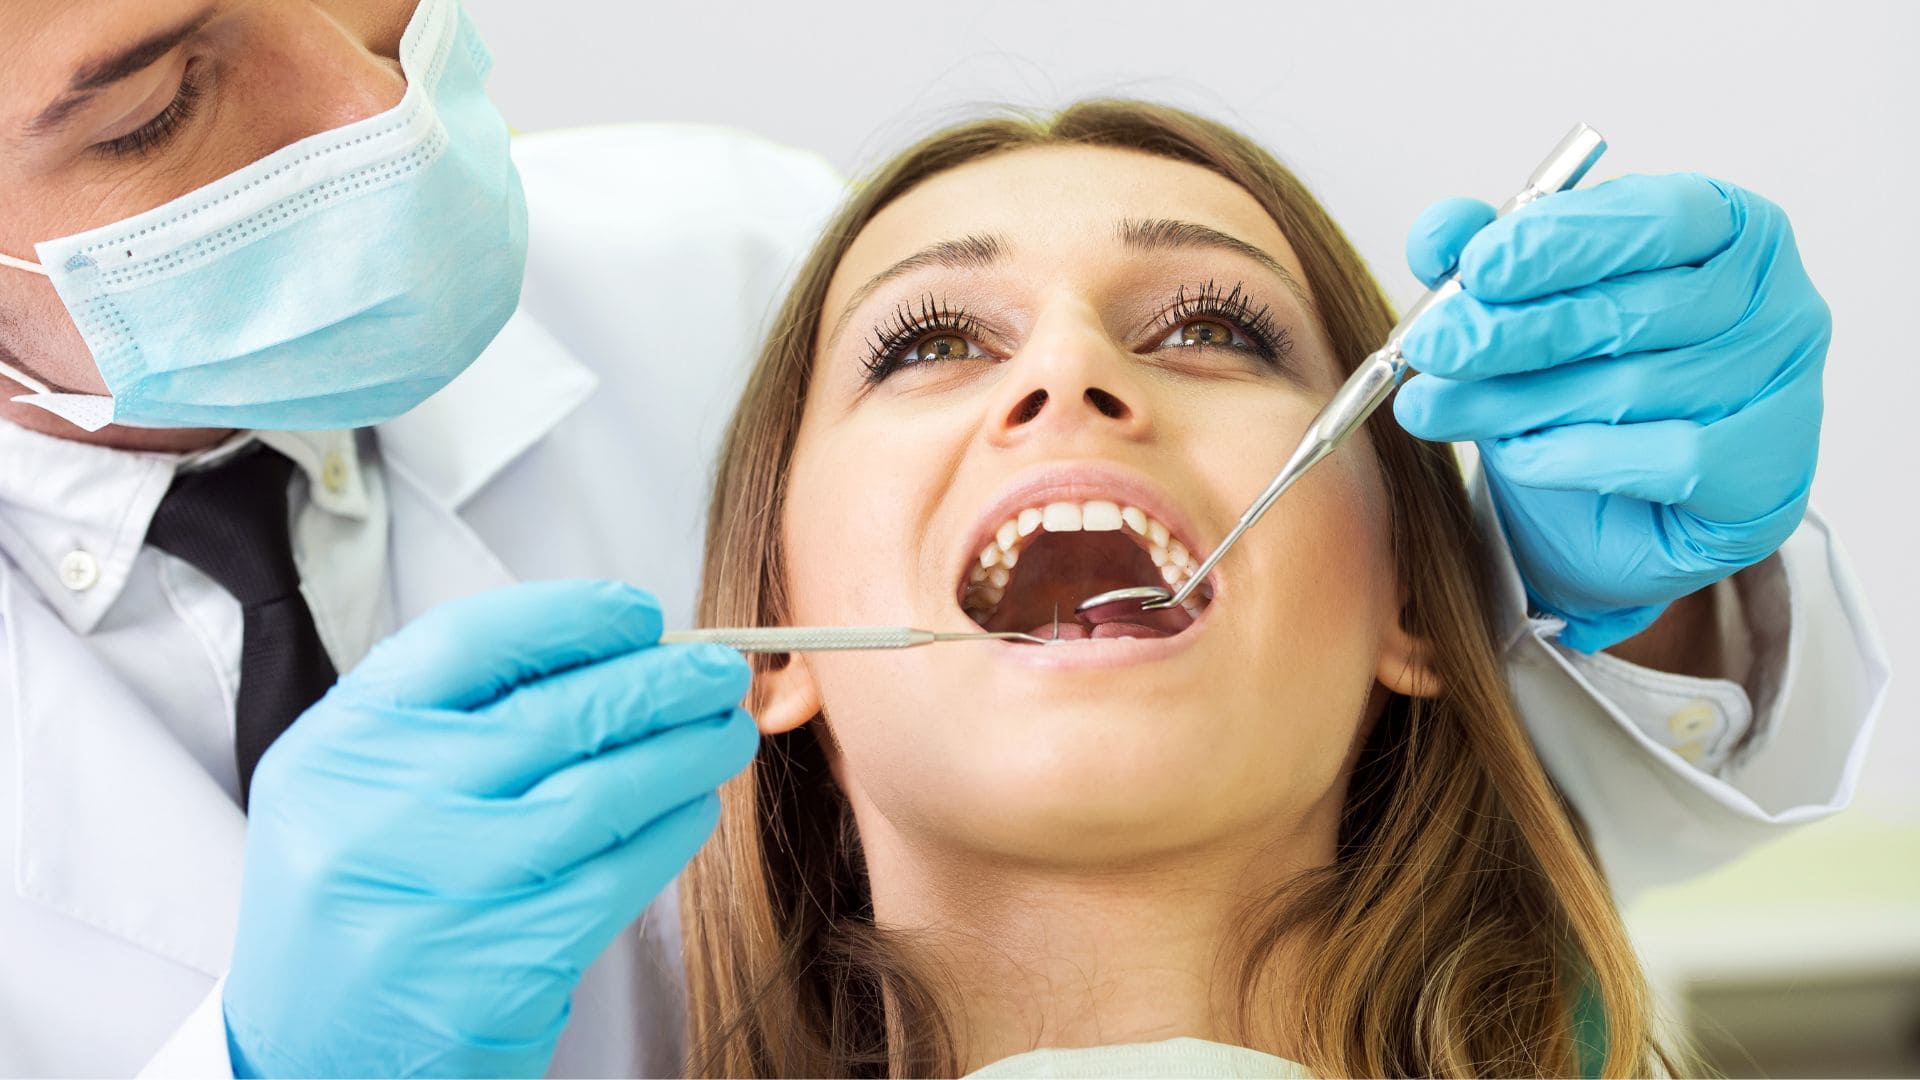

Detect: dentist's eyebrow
[1117, 218, 1308, 303]
[25, 7, 217, 137]
[828, 233, 1007, 348]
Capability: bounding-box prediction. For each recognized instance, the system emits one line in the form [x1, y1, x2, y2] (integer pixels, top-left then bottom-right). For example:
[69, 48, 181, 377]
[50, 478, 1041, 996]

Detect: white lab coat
[0, 125, 1887, 1079]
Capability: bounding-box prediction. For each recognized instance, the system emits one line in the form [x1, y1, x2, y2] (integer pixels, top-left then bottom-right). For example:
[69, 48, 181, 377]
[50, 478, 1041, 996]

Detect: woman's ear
[1375, 603, 1445, 699]
[752, 654, 823, 735]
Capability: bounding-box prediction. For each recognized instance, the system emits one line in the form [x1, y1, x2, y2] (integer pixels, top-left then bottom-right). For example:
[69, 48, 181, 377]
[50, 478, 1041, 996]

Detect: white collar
[0, 423, 371, 634]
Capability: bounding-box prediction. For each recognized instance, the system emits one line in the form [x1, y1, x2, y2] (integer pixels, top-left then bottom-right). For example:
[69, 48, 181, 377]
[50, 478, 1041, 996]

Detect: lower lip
[985, 601, 1214, 670]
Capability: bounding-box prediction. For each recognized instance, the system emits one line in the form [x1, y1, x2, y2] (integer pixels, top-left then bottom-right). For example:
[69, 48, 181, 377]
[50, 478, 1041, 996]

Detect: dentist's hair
[684, 100, 1672, 1078]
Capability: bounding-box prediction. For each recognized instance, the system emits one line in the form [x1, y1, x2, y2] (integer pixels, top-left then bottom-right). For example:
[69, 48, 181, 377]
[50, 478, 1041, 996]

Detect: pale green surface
[1629, 814, 1920, 981]
[967, 1037, 1310, 1078]
[1636, 814, 1920, 913]
[1628, 814, 1920, 1076]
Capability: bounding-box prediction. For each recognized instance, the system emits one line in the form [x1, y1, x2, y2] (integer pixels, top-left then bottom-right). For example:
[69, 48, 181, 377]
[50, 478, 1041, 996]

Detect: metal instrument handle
[661, 626, 930, 652]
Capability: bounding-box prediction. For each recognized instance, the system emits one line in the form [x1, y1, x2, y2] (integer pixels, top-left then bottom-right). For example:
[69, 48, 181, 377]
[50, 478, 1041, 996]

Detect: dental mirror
[1075, 585, 1177, 627]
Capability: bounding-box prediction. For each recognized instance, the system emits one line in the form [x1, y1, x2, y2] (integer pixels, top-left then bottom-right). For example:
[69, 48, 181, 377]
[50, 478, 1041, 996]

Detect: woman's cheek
[783, 439, 924, 625]
[1242, 454, 1395, 674]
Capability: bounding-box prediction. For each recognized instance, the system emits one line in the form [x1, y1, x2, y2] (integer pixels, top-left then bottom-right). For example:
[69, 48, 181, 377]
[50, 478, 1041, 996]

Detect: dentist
[0, 0, 1883, 1076]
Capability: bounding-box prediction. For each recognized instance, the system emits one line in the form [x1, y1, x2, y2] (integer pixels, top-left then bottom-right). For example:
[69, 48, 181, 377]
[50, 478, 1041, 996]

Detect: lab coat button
[1667, 700, 1718, 743]
[58, 549, 100, 591]
[321, 452, 349, 495]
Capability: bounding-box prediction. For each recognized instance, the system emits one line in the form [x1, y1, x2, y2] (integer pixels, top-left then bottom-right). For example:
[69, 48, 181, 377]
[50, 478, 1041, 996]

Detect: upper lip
[952, 461, 1217, 601]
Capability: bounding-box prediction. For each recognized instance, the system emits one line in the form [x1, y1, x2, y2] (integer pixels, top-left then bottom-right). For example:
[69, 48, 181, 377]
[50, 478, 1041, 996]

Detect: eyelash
[1157, 279, 1292, 363]
[859, 280, 1294, 384]
[861, 295, 985, 381]
[95, 67, 205, 160]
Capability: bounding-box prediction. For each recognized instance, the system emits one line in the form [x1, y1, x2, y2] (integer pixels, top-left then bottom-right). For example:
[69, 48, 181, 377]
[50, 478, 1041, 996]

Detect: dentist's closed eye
[860, 281, 1295, 385]
[94, 64, 205, 159]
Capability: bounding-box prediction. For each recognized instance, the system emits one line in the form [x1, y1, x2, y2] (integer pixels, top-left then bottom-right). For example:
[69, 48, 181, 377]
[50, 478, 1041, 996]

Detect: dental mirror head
[1074, 584, 1172, 626]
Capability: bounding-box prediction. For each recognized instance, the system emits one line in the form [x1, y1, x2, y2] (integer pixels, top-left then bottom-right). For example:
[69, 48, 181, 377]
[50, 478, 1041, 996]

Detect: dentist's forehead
[831, 144, 1309, 300]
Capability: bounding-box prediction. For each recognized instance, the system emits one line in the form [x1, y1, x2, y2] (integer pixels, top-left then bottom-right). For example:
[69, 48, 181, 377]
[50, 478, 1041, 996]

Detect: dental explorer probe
[1076, 122, 1609, 628]
[660, 625, 1052, 653]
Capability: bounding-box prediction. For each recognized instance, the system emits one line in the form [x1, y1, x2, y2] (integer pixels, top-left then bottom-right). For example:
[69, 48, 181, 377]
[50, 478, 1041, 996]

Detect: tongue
[1024, 619, 1173, 641]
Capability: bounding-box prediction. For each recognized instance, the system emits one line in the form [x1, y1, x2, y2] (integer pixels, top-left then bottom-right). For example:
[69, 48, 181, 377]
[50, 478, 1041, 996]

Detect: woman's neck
[857, 799, 1340, 1074]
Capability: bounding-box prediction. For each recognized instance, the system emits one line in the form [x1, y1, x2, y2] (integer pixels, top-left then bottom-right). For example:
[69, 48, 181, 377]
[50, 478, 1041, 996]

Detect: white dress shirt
[0, 424, 391, 804]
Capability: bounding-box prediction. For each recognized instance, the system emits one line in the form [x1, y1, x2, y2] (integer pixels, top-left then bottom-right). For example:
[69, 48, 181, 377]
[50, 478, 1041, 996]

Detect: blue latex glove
[222, 580, 757, 1078]
[1392, 173, 1829, 652]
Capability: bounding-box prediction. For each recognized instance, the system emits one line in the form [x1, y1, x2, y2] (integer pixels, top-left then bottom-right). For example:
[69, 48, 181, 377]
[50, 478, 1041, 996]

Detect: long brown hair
[682, 100, 1669, 1077]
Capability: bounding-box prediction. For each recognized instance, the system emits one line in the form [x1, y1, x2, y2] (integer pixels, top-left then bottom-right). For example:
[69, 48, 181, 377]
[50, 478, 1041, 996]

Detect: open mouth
[960, 499, 1214, 641]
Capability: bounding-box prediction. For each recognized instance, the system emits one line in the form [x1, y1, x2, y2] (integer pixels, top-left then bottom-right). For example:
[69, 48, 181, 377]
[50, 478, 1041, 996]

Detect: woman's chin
[913, 784, 1274, 874]
[873, 711, 1287, 856]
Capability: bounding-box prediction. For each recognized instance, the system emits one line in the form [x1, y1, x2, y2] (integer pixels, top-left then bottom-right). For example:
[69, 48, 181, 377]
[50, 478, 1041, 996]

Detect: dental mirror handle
[660, 626, 1044, 652]
[1154, 122, 1607, 611]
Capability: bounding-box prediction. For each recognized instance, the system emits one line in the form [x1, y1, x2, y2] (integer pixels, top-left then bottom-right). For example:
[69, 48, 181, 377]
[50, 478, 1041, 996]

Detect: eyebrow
[826, 217, 1308, 348]
[26, 7, 216, 137]
[1116, 218, 1306, 302]
[827, 233, 1007, 348]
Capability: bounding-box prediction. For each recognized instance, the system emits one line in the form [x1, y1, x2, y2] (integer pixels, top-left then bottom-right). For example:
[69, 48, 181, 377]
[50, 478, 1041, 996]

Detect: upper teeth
[963, 500, 1205, 620]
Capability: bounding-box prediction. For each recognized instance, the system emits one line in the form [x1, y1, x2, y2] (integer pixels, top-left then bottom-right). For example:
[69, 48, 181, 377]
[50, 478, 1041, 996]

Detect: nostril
[1085, 387, 1130, 420]
[1008, 389, 1048, 426]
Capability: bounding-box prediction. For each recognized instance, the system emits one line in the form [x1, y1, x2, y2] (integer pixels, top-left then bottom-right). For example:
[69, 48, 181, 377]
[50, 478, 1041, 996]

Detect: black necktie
[145, 446, 338, 808]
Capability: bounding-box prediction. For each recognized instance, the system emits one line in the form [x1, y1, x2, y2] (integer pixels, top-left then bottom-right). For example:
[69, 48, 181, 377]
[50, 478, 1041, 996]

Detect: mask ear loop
[0, 251, 56, 394]
[0, 252, 49, 275]
[0, 356, 53, 396]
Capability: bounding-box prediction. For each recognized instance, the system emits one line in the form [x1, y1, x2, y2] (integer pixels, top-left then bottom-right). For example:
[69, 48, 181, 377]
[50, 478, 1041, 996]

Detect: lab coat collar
[0, 423, 371, 635]
[4, 563, 247, 978]
[0, 418, 526, 981]
[375, 311, 599, 510]
[0, 313, 585, 983]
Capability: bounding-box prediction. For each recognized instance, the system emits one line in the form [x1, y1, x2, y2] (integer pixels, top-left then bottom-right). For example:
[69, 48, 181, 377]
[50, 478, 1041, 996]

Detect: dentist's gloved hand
[1392, 173, 1829, 652]
[222, 580, 757, 1078]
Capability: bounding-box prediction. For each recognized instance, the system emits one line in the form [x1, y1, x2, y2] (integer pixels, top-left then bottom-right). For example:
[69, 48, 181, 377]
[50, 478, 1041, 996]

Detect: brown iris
[1179, 319, 1235, 346]
[913, 334, 970, 362]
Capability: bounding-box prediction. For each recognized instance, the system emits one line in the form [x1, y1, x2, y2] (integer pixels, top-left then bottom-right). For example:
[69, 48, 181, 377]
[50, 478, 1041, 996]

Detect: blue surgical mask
[0, 0, 525, 432]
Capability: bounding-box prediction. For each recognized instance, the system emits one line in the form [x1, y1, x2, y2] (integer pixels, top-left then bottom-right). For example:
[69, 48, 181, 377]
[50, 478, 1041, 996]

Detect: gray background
[465, 0, 1916, 817]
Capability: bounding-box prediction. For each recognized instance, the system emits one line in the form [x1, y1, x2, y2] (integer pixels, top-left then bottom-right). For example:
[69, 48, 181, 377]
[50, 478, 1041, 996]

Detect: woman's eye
[1160, 318, 1249, 350]
[910, 333, 979, 363]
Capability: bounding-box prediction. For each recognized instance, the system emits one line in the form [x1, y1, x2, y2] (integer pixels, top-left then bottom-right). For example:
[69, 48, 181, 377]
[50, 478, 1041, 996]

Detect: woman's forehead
[828, 145, 1310, 306]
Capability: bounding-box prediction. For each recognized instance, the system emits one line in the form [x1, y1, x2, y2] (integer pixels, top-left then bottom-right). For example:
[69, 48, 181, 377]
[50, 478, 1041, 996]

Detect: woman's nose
[990, 319, 1150, 445]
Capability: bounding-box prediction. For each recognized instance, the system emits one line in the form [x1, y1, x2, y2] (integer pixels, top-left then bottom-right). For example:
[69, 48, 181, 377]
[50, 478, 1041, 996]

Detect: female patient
[680, 101, 1673, 1077]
